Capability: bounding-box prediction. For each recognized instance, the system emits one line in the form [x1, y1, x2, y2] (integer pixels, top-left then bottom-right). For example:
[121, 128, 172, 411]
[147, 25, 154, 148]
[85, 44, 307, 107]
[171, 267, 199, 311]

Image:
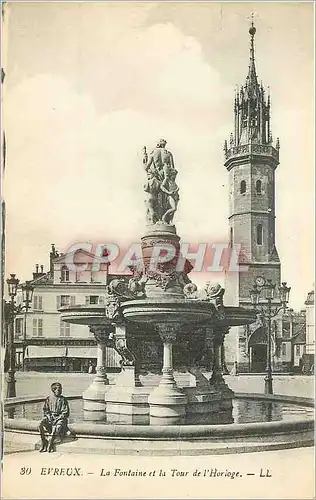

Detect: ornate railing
[225, 143, 279, 161]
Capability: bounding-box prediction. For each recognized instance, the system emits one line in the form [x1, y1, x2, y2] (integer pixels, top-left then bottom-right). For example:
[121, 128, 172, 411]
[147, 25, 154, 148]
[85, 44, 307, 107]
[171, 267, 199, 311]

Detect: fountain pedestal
[105, 323, 150, 415]
[208, 328, 234, 413]
[83, 325, 113, 421]
[148, 324, 187, 418]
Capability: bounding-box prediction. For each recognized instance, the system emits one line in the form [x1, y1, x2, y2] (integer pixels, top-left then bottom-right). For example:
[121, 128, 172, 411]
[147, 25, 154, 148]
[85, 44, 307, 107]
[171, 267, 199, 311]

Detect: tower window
[240, 180, 246, 194]
[256, 224, 263, 245]
[256, 180, 262, 194]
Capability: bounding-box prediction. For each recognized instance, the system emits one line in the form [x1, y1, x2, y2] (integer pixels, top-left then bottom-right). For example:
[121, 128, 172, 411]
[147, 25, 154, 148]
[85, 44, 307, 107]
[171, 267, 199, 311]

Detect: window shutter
[85, 296, 90, 305]
[66, 323, 70, 337]
[70, 296, 76, 306]
[57, 296, 61, 310]
[98, 296, 105, 305]
[34, 296, 38, 310]
[60, 319, 64, 336]
[38, 296, 43, 310]
[38, 319, 43, 336]
[33, 318, 37, 336]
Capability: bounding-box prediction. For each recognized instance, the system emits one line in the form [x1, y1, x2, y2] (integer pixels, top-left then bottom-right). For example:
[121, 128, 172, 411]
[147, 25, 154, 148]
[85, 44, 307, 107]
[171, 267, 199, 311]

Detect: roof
[52, 248, 109, 264]
[269, 245, 280, 263]
[305, 289, 314, 306]
[29, 273, 53, 285]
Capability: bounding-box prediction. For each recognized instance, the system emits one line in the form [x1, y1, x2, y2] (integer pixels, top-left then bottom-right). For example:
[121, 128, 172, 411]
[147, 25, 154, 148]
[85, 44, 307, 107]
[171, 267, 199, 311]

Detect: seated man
[38, 382, 70, 453]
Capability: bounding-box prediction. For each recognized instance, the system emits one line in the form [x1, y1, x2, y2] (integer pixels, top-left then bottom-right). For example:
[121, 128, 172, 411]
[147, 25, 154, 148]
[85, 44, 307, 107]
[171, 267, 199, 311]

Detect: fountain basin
[4, 394, 314, 455]
[121, 299, 256, 326]
[59, 304, 111, 326]
[122, 298, 215, 325]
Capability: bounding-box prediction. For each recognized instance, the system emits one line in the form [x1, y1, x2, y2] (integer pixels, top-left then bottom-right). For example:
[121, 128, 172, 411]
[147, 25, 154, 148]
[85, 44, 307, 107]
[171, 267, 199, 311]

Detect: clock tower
[224, 22, 282, 371]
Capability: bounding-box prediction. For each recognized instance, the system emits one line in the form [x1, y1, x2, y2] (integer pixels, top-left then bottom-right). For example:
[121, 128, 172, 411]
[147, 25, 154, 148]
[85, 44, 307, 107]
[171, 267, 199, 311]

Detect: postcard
[1, 2, 314, 499]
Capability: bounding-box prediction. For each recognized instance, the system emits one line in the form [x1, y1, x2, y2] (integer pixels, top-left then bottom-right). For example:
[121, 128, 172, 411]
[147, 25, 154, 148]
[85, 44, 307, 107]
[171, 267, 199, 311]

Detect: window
[90, 296, 99, 305]
[86, 295, 101, 305]
[15, 318, 23, 334]
[61, 265, 70, 282]
[282, 322, 290, 338]
[61, 295, 70, 307]
[60, 320, 70, 337]
[256, 224, 263, 245]
[33, 318, 43, 337]
[57, 295, 75, 309]
[33, 295, 43, 311]
[256, 180, 262, 194]
[281, 343, 286, 356]
[296, 345, 301, 356]
[240, 180, 246, 194]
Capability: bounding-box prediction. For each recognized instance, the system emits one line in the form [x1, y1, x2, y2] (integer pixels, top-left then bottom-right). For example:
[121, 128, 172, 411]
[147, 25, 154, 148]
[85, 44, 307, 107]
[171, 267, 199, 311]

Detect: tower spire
[224, 18, 277, 147]
[247, 15, 258, 90]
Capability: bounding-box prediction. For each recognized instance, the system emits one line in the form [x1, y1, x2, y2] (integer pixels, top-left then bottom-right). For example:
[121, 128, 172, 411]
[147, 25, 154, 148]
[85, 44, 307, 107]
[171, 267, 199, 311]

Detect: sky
[2, 1, 314, 309]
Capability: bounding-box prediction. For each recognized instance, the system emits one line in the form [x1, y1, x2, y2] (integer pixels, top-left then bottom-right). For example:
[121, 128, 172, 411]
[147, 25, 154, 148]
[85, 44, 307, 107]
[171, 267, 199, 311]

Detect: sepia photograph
[1, 2, 314, 499]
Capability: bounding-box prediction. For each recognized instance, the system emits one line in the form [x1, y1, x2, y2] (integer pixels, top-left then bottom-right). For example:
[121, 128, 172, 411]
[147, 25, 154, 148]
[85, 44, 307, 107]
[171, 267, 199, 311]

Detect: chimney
[33, 264, 39, 280]
[50, 244, 58, 279]
[33, 263, 45, 280]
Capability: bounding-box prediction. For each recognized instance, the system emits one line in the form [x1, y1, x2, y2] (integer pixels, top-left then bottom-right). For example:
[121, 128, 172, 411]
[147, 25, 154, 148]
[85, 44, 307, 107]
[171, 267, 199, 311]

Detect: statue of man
[38, 382, 70, 452]
[143, 139, 174, 180]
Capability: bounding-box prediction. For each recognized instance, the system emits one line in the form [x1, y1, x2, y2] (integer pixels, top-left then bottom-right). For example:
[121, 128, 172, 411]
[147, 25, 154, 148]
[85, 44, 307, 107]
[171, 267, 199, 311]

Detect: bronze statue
[38, 382, 70, 453]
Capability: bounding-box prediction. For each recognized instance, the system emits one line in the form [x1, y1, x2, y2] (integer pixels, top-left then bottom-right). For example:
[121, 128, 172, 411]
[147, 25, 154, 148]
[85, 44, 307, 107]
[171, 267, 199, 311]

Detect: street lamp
[7, 273, 19, 296]
[6, 274, 19, 398]
[5, 275, 34, 397]
[250, 278, 291, 395]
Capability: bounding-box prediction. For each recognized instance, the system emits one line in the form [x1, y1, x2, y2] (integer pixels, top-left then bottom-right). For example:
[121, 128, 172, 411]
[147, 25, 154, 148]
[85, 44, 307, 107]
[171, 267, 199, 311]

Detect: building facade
[14, 245, 121, 372]
[301, 289, 314, 373]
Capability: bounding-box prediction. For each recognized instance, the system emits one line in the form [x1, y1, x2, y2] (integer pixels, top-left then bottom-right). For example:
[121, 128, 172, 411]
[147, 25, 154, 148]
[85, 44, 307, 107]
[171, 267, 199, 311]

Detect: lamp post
[5, 274, 34, 397]
[6, 274, 19, 398]
[250, 278, 291, 395]
[21, 280, 34, 371]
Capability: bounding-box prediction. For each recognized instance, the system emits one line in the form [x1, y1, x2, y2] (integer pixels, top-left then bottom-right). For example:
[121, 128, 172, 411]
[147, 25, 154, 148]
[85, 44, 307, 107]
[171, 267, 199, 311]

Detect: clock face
[255, 276, 265, 287]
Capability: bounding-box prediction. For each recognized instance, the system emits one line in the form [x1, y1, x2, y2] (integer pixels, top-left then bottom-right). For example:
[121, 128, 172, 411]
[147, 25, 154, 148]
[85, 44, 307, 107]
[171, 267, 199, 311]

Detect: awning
[25, 346, 67, 359]
[66, 347, 97, 358]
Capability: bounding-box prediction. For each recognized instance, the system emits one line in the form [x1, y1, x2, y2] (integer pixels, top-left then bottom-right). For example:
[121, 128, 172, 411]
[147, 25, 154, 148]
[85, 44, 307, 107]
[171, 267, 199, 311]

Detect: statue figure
[143, 139, 179, 225]
[144, 170, 161, 224]
[38, 382, 71, 453]
[143, 139, 174, 180]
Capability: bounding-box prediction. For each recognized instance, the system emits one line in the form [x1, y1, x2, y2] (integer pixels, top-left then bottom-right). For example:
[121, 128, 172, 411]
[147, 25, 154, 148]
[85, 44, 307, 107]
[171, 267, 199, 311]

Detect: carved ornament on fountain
[114, 337, 135, 367]
[157, 323, 181, 343]
[183, 282, 198, 299]
[203, 282, 226, 322]
[89, 324, 115, 346]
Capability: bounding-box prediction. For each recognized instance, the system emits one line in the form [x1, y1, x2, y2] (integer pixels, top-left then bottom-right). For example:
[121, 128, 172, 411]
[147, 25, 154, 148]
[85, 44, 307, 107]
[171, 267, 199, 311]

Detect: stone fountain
[60, 138, 256, 423]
